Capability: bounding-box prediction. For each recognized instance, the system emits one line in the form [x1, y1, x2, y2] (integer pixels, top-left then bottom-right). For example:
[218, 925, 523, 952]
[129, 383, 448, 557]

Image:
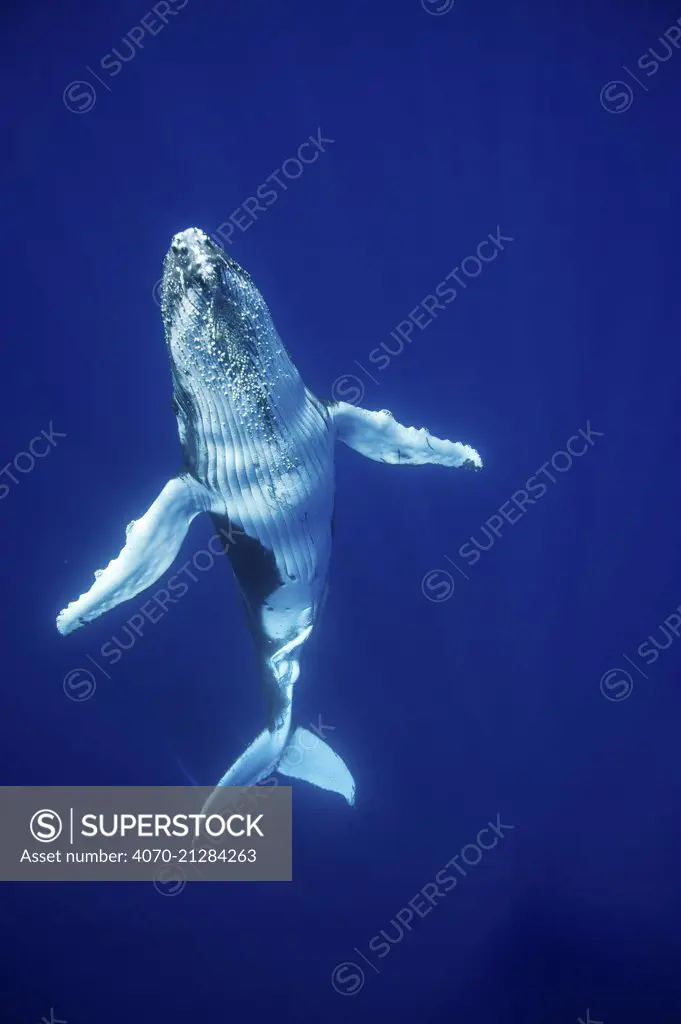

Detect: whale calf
[56, 228, 482, 806]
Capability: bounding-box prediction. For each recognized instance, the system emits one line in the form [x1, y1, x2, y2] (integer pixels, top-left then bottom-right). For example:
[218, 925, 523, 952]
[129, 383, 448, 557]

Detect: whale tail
[202, 723, 355, 816]
[277, 725, 355, 804]
[201, 638, 355, 814]
[201, 721, 355, 815]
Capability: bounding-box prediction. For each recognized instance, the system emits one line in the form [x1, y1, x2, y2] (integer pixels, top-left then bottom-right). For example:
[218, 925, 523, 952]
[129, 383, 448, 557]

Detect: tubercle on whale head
[159, 226, 273, 383]
[164, 227, 246, 286]
[160, 227, 253, 320]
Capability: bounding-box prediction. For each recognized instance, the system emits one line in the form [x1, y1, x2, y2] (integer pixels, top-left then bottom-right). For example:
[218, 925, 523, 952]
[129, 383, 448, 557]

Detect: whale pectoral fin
[56, 474, 208, 635]
[331, 401, 483, 469]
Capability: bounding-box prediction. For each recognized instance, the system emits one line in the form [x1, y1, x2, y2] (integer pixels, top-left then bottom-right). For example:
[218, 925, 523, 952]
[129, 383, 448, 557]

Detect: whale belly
[187, 387, 334, 661]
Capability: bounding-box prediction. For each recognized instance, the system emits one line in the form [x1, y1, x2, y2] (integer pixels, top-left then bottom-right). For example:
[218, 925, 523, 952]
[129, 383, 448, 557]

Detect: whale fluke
[202, 723, 355, 813]
[201, 625, 355, 811]
[278, 727, 355, 805]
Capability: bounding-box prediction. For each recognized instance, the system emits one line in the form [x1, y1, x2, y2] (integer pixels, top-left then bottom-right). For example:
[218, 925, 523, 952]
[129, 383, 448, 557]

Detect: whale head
[164, 226, 253, 292]
[160, 227, 291, 394]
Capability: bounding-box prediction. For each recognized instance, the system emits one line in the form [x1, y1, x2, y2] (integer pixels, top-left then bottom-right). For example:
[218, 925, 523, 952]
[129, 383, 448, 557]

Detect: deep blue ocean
[2, 0, 681, 1021]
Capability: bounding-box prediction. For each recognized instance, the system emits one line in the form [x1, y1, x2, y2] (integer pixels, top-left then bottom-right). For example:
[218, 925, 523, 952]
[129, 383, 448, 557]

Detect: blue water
[3, 0, 681, 1021]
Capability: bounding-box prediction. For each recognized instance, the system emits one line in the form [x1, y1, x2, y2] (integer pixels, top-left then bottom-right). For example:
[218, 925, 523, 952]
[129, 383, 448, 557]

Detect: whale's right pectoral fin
[331, 402, 482, 469]
[56, 474, 208, 635]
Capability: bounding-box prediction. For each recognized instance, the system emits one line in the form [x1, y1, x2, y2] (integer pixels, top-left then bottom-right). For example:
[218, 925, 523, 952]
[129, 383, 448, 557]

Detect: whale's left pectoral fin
[56, 474, 208, 635]
[331, 401, 482, 469]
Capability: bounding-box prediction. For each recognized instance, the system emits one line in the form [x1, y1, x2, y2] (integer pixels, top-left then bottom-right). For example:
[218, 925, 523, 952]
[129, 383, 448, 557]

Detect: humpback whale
[56, 228, 482, 806]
